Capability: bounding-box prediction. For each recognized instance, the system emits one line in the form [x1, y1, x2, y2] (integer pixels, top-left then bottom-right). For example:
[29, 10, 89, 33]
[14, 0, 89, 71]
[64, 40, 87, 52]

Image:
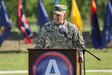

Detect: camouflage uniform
[34, 20, 85, 49]
[34, 4, 85, 49]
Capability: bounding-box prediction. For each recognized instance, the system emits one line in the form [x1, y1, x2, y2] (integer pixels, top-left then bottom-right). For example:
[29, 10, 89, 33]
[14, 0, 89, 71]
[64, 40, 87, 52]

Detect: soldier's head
[53, 4, 67, 25]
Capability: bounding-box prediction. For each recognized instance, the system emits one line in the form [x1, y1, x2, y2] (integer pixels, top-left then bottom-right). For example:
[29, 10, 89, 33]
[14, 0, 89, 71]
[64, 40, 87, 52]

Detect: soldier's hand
[78, 55, 84, 63]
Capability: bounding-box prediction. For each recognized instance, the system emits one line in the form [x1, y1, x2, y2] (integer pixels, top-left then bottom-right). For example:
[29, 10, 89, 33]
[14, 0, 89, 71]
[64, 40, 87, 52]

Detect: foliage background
[4, 0, 108, 30]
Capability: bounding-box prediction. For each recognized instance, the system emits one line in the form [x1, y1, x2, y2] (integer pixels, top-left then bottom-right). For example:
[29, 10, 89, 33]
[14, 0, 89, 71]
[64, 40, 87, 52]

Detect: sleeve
[34, 26, 46, 49]
[72, 27, 85, 49]
[72, 26, 85, 63]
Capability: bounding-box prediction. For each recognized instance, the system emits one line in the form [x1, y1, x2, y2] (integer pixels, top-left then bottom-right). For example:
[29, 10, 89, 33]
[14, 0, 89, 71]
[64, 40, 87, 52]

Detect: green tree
[3, 0, 108, 27]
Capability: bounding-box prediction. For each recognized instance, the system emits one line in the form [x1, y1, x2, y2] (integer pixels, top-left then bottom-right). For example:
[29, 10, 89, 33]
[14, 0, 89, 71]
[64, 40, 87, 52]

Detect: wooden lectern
[28, 49, 82, 75]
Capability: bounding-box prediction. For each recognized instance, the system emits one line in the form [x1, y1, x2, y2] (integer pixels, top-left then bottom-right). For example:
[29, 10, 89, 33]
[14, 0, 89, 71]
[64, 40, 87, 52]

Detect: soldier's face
[53, 13, 66, 24]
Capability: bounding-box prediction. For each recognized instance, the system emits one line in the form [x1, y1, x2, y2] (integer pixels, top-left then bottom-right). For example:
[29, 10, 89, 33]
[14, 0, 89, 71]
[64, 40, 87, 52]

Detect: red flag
[18, 0, 33, 44]
[91, 0, 102, 48]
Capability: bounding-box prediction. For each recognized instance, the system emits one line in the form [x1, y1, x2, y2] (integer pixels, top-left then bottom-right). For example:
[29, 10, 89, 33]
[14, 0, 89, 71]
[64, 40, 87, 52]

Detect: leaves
[3, 0, 108, 25]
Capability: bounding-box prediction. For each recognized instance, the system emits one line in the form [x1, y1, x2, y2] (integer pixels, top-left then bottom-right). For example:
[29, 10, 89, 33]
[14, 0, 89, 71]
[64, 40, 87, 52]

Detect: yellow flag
[70, 0, 83, 32]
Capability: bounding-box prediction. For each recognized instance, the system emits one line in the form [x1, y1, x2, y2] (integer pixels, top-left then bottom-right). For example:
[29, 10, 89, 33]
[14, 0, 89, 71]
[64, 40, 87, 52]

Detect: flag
[91, 0, 102, 48]
[37, 0, 49, 27]
[70, 0, 83, 32]
[55, 0, 59, 5]
[18, 0, 33, 44]
[0, 0, 11, 46]
[102, 0, 112, 47]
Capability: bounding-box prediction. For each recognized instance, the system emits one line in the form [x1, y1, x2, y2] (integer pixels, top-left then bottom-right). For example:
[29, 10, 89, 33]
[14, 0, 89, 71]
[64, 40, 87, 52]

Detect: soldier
[34, 4, 85, 62]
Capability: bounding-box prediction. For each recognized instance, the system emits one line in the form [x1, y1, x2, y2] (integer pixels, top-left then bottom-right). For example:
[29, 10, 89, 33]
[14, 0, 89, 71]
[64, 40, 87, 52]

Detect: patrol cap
[53, 4, 67, 15]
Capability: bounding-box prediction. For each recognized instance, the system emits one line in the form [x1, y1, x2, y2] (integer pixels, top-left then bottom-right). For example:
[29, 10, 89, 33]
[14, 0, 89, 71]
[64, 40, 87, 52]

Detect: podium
[28, 49, 82, 75]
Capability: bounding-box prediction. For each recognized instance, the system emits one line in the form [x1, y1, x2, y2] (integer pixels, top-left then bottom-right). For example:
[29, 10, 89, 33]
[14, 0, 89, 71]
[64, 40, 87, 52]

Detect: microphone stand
[58, 26, 101, 75]
[83, 51, 86, 75]
[66, 35, 101, 61]
[81, 48, 101, 61]
[78, 45, 101, 75]
[67, 36, 101, 75]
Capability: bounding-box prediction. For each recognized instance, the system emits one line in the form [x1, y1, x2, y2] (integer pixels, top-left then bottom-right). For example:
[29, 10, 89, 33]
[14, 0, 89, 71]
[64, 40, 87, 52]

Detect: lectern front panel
[28, 49, 77, 75]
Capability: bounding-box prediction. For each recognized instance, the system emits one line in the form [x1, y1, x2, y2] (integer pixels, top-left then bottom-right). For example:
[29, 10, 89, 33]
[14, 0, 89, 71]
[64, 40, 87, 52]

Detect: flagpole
[17, 0, 21, 52]
[18, 29, 21, 51]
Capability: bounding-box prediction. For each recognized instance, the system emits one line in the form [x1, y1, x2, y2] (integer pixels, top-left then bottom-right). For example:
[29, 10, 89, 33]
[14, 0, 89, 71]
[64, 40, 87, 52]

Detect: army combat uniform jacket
[34, 20, 85, 49]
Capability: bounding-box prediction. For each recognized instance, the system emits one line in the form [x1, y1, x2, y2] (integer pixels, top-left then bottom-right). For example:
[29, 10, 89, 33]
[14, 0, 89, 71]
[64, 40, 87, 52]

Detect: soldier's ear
[63, 12, 66, 18]
[64, 13, 66, 17]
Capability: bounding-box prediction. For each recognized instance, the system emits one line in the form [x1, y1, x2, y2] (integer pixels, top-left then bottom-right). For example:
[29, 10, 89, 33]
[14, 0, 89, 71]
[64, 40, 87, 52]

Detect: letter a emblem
[45, 59, 61, 75]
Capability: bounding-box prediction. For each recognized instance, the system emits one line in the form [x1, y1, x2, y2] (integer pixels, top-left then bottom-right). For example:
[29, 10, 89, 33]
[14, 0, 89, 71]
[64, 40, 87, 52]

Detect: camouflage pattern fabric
[34, 20, 85, 49]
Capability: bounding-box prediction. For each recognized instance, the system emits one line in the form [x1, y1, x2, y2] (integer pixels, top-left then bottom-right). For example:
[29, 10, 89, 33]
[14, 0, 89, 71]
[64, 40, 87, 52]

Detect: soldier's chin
[54, 22, 60, 25]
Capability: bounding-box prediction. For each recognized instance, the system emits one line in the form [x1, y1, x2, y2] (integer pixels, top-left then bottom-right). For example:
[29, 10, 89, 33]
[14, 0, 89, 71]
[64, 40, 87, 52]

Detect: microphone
[58, 25, 68, 37]
[58, 25, 83, 50]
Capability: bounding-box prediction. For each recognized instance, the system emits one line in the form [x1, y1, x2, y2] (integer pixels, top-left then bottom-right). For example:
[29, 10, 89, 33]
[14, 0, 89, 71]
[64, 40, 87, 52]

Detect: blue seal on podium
[32, 51, 74, 75]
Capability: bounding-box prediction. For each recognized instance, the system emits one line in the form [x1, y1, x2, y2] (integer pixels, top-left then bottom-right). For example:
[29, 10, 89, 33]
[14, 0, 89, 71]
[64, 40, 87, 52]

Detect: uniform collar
[52, 20, 67, 27]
